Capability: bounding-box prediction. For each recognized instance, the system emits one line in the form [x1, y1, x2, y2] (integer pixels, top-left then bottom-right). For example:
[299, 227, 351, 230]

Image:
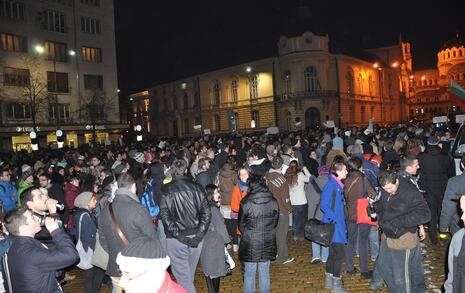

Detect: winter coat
[320, 175, 347, 244]
[218, 164, 237, 205]
[48, 183, 67, 224]
[376, 177, 431, 239]
[351, 153, 380, 188]
[64, 183, 80, 228]
[440, 172, 465, 234]
[73, 208, 97, 252]
[200, 206, 230, 278]
[444, 228, 465, 293]
[288, 167, 310, 206]
[265, 169, 292, 213]
[306, 174, 328, 221]
[4, 230, 79, 292]
[98, 187, 157, 277]
[0, 180, 18, 212]
[418, 145, 454, 197]
[231, 184, 247, 213]
[381, 149, 400, 170]
[238, 183, 279, 262]
[159, 176, 211, 246]
[17, 179, 33, 205]
[196, 169, 213, 188]
[343, 171, 375, 222]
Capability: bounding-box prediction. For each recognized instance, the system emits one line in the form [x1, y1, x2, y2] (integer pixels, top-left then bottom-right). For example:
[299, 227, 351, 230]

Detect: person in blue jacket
[0, 168, 18, 212]
[321, 156, 349, 293]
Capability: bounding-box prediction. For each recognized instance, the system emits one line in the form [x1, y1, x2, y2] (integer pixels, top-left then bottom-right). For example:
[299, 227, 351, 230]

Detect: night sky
[114, 0, 465, 97]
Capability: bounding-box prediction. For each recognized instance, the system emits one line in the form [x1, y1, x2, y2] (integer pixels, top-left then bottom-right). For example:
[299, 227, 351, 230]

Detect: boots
[324, 273, 333, 289]
[331, 276, 348, 293]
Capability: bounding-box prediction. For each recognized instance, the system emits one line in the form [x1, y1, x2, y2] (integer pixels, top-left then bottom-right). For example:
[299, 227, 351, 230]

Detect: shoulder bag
[76, 213, 94, 270]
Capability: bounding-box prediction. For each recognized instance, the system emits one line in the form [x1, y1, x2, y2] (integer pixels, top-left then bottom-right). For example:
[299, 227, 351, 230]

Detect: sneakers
[346, 268, 359, 277]
[281, 256, 295, 265]
[233, 244, 239, 252]
[311, 258, 322, 264]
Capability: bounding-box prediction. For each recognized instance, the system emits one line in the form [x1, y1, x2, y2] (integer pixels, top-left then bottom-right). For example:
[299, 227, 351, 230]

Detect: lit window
[231, 80, 238, 102]
[213, 81, 221, 105]
[81, 46, 102, 62]
[0, 32, 27, 52]
[248, 75, 258, 99]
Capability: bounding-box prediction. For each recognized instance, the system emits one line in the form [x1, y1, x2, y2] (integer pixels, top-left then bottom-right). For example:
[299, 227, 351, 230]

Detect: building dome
[440, 33, 465, 51]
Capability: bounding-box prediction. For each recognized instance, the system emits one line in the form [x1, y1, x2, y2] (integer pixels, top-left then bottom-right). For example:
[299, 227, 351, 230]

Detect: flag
[450, 80, 465, 105]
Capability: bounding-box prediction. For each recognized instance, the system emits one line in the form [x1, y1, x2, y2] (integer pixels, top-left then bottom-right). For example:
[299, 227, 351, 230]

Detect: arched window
[349, 104, 355, 123]
[283, 70, 291, 94]
[361, 105, 366, 122]
[346, 68, 355, 95]
[231, 80, 238, 102]
[234, 112, 239, 130]
[460, 50, 463, 57]
[251, 110, 259, 128]
[359, 74, 364, 95]
[368, 75, 373, 96]
[214, 115, 220, 131]
[453, 50, 456, 58]
[193, 92, 200, 108]
[183, 94, 188, 109]
[304, 66, 318, 92]
[249, 75, 258, 99]
[213, 81, 221, 105]
[428, 79, 432, 86]
[285, 111, 292, 131]
[448, 52, 451, 58]
[173, 95, 178, 110]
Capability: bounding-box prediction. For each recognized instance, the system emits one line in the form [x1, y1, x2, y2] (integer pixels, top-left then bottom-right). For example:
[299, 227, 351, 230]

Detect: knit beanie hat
[133, 152, 145, 164]
[21, 166, 34, 180]
[74, 192, 94, 209]
[101, 175, 115, 188]
[116, 237, 169, 273]
[332, 136, 344, 150]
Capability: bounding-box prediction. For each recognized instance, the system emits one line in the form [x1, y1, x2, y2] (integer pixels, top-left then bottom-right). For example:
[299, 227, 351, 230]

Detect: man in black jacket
[3, 207, 79, 292]
[375, 171, 431, 293]
[160, 159, 211, 293]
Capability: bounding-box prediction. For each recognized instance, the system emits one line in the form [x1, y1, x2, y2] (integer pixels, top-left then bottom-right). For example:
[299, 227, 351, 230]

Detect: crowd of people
[0, 121, 464, 293]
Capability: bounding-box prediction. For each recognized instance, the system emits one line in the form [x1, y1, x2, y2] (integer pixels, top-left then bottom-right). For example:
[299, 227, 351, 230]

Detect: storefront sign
[16, 126, 41, 132]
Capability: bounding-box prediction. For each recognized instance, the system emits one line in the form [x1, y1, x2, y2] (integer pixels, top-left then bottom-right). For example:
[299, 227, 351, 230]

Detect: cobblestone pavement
[64, 236, 448, 292]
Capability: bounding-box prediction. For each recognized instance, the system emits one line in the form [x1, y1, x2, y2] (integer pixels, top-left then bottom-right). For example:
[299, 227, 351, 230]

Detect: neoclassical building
[408, 34, 465, 120]
[139, 31, 412, 137]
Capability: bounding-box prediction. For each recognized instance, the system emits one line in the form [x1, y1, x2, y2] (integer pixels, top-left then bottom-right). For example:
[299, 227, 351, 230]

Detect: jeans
[326, 243, 346, 277]
[243, 261, 270, 293]
[311, 242, 329, 262]
[370, 226, 380, 261]
[425, 193, 442, 243]
[292, 204, 307, 238]
[84, 266, 105, 293]
[376, 239, 426, 293]
[276, 213, 290, 262]
[371, 238, 390, 288]
[346, 221, 370, 273]
[156, 220, 167, 252]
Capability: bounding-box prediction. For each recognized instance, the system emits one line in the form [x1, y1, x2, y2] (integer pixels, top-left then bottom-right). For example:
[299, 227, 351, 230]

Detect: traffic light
[56, 129, 64, 148]
[135, 124, 143, 141]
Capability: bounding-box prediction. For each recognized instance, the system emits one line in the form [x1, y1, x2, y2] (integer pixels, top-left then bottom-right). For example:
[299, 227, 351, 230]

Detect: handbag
[76, 213, 94, 270]
[356, 178, 377, 226]
[304, 184, 336, 247]
[91, 231, 109, 269]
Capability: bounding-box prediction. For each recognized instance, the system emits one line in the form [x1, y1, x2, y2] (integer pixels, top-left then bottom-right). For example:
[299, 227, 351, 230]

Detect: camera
[367, 202, 377, 221]
[37, 213, 63, 229]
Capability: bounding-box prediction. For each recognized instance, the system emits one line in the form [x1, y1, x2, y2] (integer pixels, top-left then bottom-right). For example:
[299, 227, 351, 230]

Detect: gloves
[179, 235, 201, 248]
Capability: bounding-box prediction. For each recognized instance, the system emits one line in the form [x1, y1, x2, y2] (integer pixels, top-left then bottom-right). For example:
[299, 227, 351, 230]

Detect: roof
[440, 33, 465, 51]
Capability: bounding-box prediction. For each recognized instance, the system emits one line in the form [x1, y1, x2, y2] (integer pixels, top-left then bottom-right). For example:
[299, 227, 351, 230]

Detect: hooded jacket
[0, 180, 18, 212]
[418, 145, 454, 196]
[265, 169, 292, 213]
[218, 163, 237, 205]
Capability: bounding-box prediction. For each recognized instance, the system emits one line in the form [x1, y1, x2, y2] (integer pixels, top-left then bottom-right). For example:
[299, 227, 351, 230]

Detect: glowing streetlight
[410, 75, 414, 79]
[373, 63, 379, 69]
[69, 50, 76, 56]
[421, 76, 426, 80]
[129, 97, 134, 101]
[117, 89, 121, 93]
[35, 45, 45, 54]
[391, 61, 399, 68]
[246, 66, 252, 73]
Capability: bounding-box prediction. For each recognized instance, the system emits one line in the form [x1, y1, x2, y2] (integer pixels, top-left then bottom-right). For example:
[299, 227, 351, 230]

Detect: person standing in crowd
[3, 207, 79, 292]
[265, 156, 294, 265]
[418, 136, 454, 244]
[64, 174, 81, 230]
[376, 170, 431, 292]
[305, 148, 320, 177]
[321, 158, 349, 293]
[200, 184, 231, 293]
[17, 165, 34, 202]
[230, 167, 250, 250]
[440, 154, 465, 235]
[0, 167, 18, 212]
[285, 160, 310, 241]
[99, 173, 158, 293]
[444, 195, 465, 293]
[344, 157, 376, 279]
[116, 237, 187, 293]
[306, 166, 329, 264]
[218, 155, 238, 251]
[159, 159, 211, 293]
[196, 158, 214, 188]
[73, 191, 105, 293]
[239, 173, 279, 293]
[39, 173, 67, 226]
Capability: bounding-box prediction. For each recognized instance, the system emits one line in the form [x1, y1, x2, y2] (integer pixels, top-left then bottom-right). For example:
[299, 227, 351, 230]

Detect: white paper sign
[324, 120, 335, 128]
[203, 129, 211, 135]
[266, 126, 279, 135]
[456, 114, 465, 124]
[432, 116, 448, 124]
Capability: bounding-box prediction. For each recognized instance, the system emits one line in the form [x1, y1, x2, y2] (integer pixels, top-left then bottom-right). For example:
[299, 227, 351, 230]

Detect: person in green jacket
[17, 167, 35, 207]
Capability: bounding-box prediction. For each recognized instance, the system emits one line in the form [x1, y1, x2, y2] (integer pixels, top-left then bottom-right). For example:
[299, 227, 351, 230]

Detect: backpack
[140, 179, 160, 218]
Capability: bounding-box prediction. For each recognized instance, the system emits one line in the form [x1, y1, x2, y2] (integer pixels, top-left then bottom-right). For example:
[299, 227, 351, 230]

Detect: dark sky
[114, 0, 465, 96]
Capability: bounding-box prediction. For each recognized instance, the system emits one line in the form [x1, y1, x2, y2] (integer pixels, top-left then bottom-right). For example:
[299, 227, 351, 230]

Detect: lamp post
[374, 63, 384, 124]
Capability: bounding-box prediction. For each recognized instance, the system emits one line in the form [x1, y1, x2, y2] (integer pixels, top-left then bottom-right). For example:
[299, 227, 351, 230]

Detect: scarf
[238, 180, 248, 192]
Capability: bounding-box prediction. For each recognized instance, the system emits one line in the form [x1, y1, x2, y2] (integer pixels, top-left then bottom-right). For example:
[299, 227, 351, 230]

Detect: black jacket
[159, 176, 211, 247]
[98, 187, 157, 277]
[377, 177, 431, 239]
[4, 230, 79, 293]
[238, 182, 279, 262]
[418, 145, 454, 196]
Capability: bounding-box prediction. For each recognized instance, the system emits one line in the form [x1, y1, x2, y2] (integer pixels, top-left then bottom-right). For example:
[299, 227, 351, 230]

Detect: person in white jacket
[285, 160, 311, 240]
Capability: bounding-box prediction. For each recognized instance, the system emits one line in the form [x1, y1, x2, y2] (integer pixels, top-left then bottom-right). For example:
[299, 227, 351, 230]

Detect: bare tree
[19, 55, 49, 132]
[80, 89, 113, 143]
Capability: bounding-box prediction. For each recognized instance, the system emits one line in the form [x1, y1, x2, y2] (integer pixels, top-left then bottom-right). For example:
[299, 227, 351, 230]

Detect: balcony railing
[275, 90, 338, 102]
